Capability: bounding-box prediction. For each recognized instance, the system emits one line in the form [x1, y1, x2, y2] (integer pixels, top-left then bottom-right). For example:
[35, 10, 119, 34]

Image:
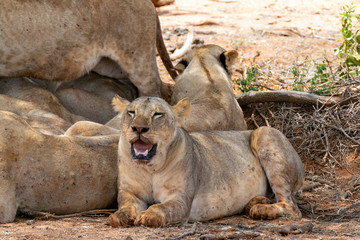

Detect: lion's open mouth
[131, 139, 157, 161]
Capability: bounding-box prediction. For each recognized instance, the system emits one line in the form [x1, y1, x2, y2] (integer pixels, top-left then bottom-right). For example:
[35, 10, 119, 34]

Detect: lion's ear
[172, 98, 191, 127]
[174, 60, 188, 75]
[112, 95, 130, 113]
[220, 50, 238, 75]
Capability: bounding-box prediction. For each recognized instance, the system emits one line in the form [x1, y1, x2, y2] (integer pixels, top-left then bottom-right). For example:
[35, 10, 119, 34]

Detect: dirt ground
[1, 0, 359, 239]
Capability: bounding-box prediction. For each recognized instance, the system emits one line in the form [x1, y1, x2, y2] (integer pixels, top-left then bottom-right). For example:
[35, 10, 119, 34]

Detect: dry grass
[244, 98, 360, 165]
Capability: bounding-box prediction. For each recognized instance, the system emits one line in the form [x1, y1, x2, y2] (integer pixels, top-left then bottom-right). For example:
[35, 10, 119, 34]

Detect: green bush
[233, 67, 260, 93]
[334, 4, 360, 74]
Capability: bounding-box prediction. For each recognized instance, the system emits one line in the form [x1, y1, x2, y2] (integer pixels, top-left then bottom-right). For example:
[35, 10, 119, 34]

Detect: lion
[0, 0, 176, 99]
[108, 96, 304, 227]
[0, 110, 119, 224]
[53, 73, 138, 124]
[171, 45, 247, 131]
[0, 77, 86, 124]
[0, 72, 138, 125]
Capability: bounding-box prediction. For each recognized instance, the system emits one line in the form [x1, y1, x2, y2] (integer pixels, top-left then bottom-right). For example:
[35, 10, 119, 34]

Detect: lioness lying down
[108, 96, 304, 227]
[0, 111, 119, 223]
[0, 0, 176, 99]
[0, 77, 85, 124]
[54, 73, 138, 124]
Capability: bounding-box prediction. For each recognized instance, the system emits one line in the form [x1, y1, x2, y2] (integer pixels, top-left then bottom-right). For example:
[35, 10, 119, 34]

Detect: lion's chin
[131, 139, 157, 163]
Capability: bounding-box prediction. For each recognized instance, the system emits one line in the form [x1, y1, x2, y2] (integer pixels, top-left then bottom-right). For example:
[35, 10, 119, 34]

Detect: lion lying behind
[0, 73, 139, 125]
[53, 73, 138, 124]
[0, 77, 86, 124]
[108, 96, 304, 227]
[0, 109, 120, 223]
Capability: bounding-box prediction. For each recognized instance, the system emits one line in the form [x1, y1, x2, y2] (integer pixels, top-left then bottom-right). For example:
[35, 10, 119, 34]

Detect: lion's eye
[153, 112, 163, 119]
[128, 110, 135, 117]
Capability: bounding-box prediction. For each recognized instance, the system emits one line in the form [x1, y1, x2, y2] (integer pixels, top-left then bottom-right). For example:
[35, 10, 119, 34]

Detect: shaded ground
[1, 0, 359, 239]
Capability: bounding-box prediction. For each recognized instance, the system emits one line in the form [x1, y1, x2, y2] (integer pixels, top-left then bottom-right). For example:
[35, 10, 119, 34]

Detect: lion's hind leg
[249, 126, 304, 220]
[247, 198, 300, 220]
[244, 196, 297, 220]
[244, 196, 271, 216]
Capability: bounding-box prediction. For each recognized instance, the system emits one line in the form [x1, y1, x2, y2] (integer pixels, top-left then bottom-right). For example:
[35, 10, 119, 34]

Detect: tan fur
[171, 45, 247, 131]
[23, 109, 73, 135]
[0, 110, 119, 224]
[64, 121, 121, 137]
[54, 73, 138, 124]
[0, 77, 86, 124]
[108, 97, 304, 227]
[0, 0, 176, 99]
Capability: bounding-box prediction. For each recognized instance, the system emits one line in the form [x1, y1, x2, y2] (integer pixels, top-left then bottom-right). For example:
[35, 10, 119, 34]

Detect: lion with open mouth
[109, 96, 304, 228]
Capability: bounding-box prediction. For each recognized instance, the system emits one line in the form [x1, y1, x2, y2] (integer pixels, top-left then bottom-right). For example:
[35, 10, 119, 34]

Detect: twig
[324, 56, 336, 83]
[327, 93, 360, 110]
[312, 118, 360, 145]
[163, 222, 199, 240]
[19, 209, 117, 219]
[321, 127, 330, 163]
[302, 182, 322, 192]
[251, 109, 260, 128]
[305, 176, 335, 187]
[253, 84, 275, 91]
[272, 222, 314, 236]
[255, 105, 270, 126]
[337, 200, 360, 215]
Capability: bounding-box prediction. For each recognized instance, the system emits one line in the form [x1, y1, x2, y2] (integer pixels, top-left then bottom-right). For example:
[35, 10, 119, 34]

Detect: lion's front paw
[134, 210, 166, 228]
[108, 210, 135, 227]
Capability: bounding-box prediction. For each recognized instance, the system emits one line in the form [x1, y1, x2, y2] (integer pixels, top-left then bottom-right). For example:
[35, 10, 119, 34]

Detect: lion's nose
[132, 126, 149, 134]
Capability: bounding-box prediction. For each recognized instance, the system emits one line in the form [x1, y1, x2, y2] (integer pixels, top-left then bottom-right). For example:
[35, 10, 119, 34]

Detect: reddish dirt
[1, 0, 359, 239]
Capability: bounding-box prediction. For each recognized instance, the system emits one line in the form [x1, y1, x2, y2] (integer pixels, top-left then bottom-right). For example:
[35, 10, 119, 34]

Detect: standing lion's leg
[249, 126, 304, 220]
[118, 56, 162, 98]
[123, 60, 172, 102]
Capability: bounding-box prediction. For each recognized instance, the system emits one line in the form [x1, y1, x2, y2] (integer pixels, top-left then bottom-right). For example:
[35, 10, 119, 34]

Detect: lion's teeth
[134, 148, 149, 156]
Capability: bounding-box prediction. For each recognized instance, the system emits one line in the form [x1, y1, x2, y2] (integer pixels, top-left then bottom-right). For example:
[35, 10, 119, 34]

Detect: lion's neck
[155, 128, 195, 172]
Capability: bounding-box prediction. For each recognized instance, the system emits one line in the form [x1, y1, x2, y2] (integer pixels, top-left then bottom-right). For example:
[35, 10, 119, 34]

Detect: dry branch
[236, 91, 359, 106]
[272, 222, 314, 236]
[18, 209, 117, 219]
[302, 182, 322, 192]
[163, 222, 199, 240]
[337, 201, 360, 215]
[170, 29, 194, 60]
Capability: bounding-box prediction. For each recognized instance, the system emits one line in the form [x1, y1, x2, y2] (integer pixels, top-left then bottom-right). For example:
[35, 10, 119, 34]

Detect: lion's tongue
[133, 140, 153, 155]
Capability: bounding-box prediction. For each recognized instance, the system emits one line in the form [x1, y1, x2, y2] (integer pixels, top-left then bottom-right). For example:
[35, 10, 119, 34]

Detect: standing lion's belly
[188, 131, 268, 221]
